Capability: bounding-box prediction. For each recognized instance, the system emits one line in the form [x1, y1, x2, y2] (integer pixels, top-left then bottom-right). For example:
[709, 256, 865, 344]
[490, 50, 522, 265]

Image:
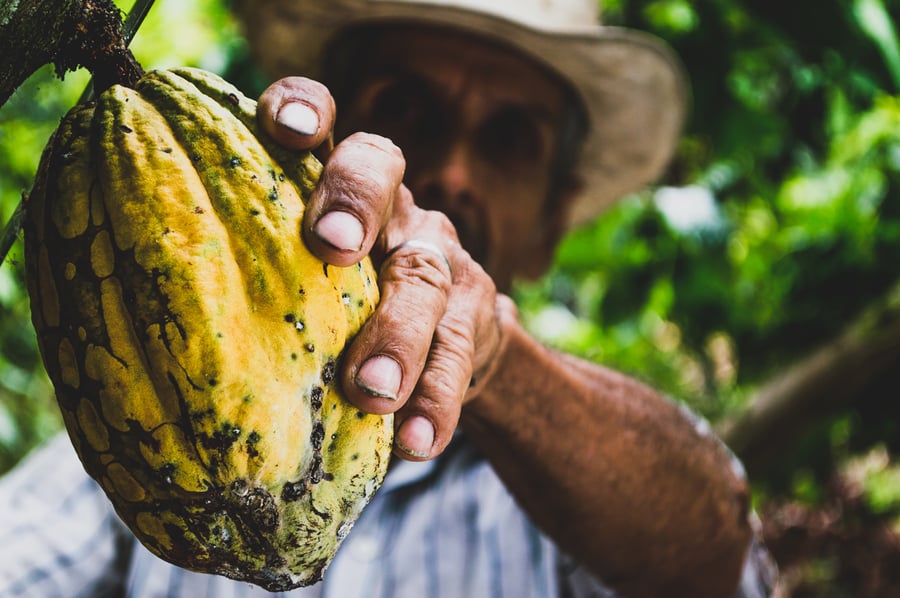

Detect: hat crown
[372, 0, 600, 30]
[237, 0, 685, 229]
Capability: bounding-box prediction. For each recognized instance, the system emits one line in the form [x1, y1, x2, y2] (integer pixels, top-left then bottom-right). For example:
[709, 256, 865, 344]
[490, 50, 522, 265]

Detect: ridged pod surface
[23, 68, 392, 590]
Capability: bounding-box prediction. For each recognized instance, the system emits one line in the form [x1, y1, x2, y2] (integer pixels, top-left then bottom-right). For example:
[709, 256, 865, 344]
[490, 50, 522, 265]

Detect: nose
[410, 140, 488, 264]
[415, 141, 478, 212]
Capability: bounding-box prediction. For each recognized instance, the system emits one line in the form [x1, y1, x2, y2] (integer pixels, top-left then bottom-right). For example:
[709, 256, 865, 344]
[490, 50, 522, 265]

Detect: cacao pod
[23, 68, 392, 590]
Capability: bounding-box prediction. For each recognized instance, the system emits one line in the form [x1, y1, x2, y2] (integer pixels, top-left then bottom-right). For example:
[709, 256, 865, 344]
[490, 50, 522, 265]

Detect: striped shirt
[0, 432, 775, 597]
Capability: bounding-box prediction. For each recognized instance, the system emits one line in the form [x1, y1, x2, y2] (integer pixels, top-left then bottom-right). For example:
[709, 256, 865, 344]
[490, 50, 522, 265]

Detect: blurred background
[2, 0, 900, 595]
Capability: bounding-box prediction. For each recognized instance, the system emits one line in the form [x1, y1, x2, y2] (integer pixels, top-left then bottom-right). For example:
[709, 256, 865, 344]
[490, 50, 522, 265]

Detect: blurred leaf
[853, 0, 900, 89]
[643, 0, 698, 34]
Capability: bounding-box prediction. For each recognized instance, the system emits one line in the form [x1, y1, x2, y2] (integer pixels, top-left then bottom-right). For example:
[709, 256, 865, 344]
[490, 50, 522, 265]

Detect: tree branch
[717, 282, 900, 476]
[0, 0, 141, 108]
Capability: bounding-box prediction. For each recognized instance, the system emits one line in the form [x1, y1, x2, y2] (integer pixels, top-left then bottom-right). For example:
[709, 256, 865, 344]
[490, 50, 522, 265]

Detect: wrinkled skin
[256, 27, 753, 598]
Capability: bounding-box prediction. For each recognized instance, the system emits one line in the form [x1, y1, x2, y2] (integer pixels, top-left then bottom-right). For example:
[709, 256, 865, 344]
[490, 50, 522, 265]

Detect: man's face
[334, 27, 575, 291]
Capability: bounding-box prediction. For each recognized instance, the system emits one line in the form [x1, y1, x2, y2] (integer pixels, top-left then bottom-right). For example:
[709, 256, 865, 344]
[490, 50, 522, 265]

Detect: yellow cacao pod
[23, 68, 392, 590]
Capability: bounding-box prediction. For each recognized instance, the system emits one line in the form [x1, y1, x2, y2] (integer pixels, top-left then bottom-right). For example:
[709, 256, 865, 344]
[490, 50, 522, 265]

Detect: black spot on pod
[245, 487, 279, 532]
[285, 313, 305, 332]
[246, 431, 261, 458]
[227, 92, 240, 106]
[309, 455, 324, 484]
[311, 420, 325, 450]
[231, 478, 250, 497]
[281, 480, 307, 502]
[310, 386, 324, 410]
[321, 358, 336, 385]
[201, 422, 241, 453]
[119, 125, 133, 133]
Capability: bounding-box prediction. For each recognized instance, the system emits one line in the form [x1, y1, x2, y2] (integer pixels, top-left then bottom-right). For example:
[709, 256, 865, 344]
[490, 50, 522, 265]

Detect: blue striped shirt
[0, 432, 775, 597]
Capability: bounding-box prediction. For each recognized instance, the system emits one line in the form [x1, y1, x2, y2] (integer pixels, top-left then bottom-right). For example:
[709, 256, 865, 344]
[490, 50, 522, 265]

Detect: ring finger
[340, 229, 454, 415]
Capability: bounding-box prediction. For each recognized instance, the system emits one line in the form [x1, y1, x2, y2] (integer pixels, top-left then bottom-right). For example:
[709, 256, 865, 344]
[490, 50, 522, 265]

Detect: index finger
[257, 76, 336, 154]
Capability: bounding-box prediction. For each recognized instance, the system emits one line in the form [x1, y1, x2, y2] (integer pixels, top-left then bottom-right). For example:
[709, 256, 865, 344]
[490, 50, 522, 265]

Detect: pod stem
[55, 0, 145, 92]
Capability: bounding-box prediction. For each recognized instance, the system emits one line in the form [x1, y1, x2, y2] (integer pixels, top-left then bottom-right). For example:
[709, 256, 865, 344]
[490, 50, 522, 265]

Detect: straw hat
[236, 0, 688, 229]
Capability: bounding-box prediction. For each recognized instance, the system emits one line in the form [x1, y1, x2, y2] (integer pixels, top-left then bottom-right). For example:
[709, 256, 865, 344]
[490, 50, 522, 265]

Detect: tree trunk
[0, 0, 140, 108]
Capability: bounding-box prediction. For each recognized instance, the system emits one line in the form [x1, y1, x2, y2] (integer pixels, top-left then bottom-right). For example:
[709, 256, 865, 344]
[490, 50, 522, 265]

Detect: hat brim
[238, 0, 688, 229]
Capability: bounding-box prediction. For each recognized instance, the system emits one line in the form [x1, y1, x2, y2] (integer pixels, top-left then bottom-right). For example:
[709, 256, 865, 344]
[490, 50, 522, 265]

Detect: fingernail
[315, 211, 365, 252]
[277, 102, 319, 136]
[396, 416, 434, 459]
[355, 355, 402, 400]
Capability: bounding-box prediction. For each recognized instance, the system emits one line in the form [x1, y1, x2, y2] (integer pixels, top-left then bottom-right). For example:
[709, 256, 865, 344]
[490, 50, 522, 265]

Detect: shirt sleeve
[0, 433, 134, 598]
[734, 516, 779, 598]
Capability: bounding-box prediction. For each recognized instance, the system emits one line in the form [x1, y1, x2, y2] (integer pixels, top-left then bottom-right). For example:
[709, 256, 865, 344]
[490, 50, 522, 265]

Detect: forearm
[461, 301, 752, 597]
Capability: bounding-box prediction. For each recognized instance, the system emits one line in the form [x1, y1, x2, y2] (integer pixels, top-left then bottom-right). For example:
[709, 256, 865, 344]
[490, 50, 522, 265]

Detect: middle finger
[302, 132, 406, 267]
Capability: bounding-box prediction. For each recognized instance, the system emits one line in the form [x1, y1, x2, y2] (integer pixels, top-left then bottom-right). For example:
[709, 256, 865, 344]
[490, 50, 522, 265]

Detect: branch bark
[0, 0, 140, 108]
[717, 283, 900, 477]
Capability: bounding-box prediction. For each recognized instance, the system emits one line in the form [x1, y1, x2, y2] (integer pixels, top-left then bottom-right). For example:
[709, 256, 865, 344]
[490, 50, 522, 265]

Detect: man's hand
[257, 77, 506, 461]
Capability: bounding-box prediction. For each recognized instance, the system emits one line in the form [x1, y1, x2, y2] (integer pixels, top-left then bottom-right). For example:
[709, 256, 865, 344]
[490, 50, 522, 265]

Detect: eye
[477, 106, 545, 166]
[370, 78, 422, 128]
[366, 77, 445, 146]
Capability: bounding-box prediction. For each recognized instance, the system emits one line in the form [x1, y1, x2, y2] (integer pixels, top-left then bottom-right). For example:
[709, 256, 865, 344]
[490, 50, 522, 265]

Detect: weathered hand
[258, 77, 506, 461]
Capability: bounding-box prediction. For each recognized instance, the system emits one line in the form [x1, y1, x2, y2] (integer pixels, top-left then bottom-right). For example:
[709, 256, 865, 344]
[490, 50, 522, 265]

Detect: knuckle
[375, 305, 435, 342]
[411, 382, 462, 428]
[328, 138, 405, 197]
[434, 337, 475, 385]
[433, 315, 476, 370]
[383, 250, 453, 294]
[277, 76, 330, 103]
[422, 209, 458, 240]
[345, 132, 405, 161]
[387, 251, 451, 295]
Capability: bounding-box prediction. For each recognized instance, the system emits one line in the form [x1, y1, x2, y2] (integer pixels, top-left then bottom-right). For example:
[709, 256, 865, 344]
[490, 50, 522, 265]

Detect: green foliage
[519, 0, 900, 484]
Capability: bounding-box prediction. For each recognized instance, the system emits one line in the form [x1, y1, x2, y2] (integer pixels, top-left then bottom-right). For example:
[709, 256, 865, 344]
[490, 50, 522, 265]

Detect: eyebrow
[358, 61, 563, 130]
